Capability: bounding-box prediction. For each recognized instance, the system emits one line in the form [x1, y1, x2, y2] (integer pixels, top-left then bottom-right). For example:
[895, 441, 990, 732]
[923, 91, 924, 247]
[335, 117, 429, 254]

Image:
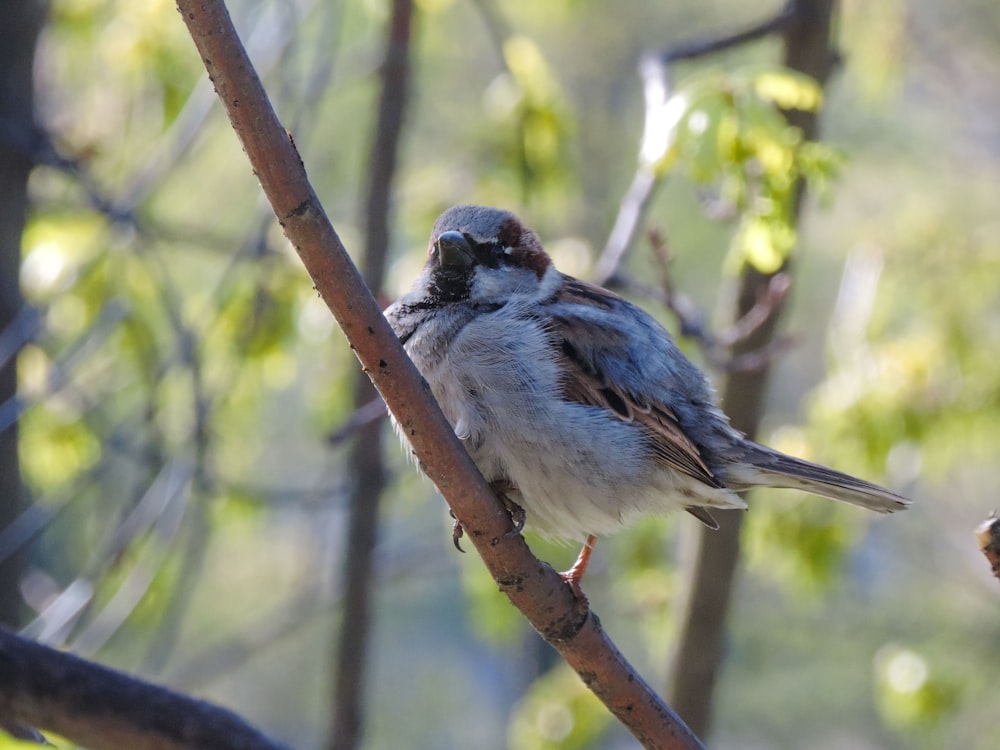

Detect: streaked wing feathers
[551, 278, 723, 491]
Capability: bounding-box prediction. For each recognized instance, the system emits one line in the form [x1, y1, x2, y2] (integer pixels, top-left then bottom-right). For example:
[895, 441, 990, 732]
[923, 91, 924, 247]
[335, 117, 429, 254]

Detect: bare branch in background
[172, 1, 704, 747]
[169, 538, 448, 688]
[593, 3, 798, 287]
[327, 2, 415, 749]
[637, 229, 794, 372]
[657, 1, 796, 63]
[0, 628, 292, 750]
[0, 306, 42, 370]
[20, 461, 192, 649]
[666, 0, 837, 736]
[592, 56, 670, 285]
[0, 0, 47, 630]
[325, 399, 388, 446]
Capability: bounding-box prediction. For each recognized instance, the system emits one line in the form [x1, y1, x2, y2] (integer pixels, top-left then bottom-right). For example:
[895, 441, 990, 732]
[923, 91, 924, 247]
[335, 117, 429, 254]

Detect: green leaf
[732, 214, 796, 274]
[750, 68, 823, 111]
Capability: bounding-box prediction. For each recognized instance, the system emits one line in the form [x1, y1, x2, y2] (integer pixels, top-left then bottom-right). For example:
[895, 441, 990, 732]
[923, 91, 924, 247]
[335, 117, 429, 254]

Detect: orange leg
[560, 534, 598, 599]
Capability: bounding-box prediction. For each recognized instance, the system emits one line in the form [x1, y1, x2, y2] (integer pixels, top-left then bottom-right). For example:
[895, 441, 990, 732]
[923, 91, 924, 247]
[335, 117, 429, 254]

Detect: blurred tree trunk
[0, 0, 48, 629]
[327, 2, 414, 749]
[666, 0, 837, 736]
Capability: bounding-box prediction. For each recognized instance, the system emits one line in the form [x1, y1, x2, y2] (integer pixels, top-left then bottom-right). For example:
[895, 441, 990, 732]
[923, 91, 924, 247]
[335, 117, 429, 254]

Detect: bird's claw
[448, 480, 524, 552]
[505, 500, 526, 537]
[450, 510, 465, 553]
[559, 570, 589, 606]
[490, 479, 525, 537]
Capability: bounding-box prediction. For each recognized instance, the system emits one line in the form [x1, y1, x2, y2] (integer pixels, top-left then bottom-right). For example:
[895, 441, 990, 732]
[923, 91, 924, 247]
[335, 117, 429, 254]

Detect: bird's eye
[472, 241, 509, 266]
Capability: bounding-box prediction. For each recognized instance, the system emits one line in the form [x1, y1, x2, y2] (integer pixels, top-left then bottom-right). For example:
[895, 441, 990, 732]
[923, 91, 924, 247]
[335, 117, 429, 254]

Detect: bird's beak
[436, 231, 474, 271]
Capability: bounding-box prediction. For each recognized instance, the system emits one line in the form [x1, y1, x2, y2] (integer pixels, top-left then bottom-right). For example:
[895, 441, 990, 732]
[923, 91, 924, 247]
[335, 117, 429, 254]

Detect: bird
[384, 205, 910, 591]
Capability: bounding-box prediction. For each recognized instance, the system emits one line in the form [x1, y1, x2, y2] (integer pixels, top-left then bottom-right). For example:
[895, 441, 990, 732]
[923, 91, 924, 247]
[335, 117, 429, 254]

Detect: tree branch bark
[0, 0, 47, 630]
[328, 2, 414, 749]
[173, 1, 702, 747]
[667, 0, 837, 737]
[0, 627, 292, 750]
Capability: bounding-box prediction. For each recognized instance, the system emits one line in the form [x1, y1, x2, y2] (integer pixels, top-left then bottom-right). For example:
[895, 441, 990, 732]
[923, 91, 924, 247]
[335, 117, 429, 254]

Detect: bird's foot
[490, 479, 525, 537]
[449, 480, 524, 553]
[450, 510, 465, 553]
[559, 535, 598, 604]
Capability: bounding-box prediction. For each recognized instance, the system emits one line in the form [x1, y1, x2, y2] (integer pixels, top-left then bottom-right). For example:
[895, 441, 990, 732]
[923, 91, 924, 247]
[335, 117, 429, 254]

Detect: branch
[612, 230, 794, 374]
[592, 56, 668, 285]
[325, 398, 387, 446]
[667, 0, 838, 736]
[594, 1, 798, 286]
[174, 1, 702, 748]
[658, 0, 795, 63]
[328, 2, 414, 748]
[0, 628, 291, 750]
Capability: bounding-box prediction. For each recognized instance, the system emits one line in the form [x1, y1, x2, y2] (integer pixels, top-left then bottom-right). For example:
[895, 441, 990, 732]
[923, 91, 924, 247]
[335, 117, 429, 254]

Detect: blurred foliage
[6, 0, 1000, 749]
[492, 35, 575, 202]
[508, 664, 613, 750]
[460, 549, 525, 647]
[646, 65, 842, 274]
[874, 644, 961, 740]
[0, 733, 64, 750]
[743, 490, 856, 592]
[805, 223, 1000, 479]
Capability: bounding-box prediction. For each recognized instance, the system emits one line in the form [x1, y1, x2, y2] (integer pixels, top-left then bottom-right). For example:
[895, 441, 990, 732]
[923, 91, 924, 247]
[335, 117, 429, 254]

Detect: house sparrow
[385, 205, 910, 587]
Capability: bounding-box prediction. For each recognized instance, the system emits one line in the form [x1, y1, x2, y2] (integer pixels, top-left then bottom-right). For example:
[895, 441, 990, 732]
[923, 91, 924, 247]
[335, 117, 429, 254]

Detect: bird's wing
[549, 277, 724, 492]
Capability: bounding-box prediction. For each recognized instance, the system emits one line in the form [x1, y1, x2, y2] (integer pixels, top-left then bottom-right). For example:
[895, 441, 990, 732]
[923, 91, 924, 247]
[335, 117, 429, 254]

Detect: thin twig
[632, 229, 794, 373]
[723, 335, 797, 373]
[21, 461, 193, 647]
[659, 1, 796, 63]
[0, 305, 41, 370]
[169, 538, 447, 688]
[592, 55, 670, 285]
[717, 274, 792, 347]
[644, 229, 715, 345]
[326, 398, 388, 446]
[594, 0, 798, 286]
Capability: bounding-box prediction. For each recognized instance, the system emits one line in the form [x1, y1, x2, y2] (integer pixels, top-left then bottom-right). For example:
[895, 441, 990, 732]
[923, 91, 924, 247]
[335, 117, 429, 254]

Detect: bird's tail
[727, 442, 911, 514]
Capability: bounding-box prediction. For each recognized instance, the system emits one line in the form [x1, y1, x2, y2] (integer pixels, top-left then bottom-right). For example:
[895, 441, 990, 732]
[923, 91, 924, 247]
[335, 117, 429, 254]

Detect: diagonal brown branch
[173, 1, 703, 747]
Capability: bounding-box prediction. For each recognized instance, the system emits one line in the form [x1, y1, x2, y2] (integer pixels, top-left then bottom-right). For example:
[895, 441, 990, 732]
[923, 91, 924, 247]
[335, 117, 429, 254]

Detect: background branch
[0, 627, 292, 750]
[327, 2, 414, 749]
[173, 1, 703, 747]
[666, 0, 837, 736]
[658, 1, 796, 63]
[0, 0, 47, 630]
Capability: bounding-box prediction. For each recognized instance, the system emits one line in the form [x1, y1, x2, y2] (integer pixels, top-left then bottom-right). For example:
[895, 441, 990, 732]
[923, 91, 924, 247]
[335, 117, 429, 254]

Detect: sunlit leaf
[751, 69, 823, 111]
[733, 215, 796, 274]
[20, 403, 102, 491]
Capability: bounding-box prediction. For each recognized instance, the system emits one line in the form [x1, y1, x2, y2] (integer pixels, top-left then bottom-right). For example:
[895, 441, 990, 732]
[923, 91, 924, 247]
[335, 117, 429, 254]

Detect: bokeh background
[2, 0, 999, 748]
